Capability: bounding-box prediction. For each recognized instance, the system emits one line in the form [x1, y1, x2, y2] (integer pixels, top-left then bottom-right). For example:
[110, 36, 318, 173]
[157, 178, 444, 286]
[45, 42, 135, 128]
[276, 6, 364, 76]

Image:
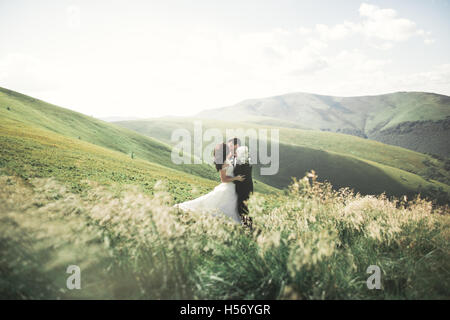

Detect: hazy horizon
[3, 85, 448, 121]
[101, 89, 448, 120]
[1, 0, 449, 118]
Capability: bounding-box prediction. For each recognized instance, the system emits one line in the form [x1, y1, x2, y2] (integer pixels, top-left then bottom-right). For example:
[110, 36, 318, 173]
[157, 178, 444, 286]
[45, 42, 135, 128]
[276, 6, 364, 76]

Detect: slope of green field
[278, 126, 449, 185]
[254, 143, 447, 196]
[0, 87, 218, 181]
[116, 117, 447, 180]
[357, 92, 450, 131]
[115, 117, 450, 203]
[0, 118, 276, 202]
[0, 87, 277, 196]
[0, 119, 213, 203]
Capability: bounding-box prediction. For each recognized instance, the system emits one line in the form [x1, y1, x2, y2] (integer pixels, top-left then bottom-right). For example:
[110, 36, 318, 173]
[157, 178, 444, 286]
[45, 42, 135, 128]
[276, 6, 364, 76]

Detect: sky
[1, 0, 449, 118]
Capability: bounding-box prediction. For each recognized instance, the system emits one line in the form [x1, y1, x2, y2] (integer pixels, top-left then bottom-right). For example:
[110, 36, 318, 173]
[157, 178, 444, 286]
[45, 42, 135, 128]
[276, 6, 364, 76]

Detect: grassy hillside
[120, 117, 448, 183]
[196, 91, 450, 157]
[115, 117, 450, 204]
[0, 87, 276, 195]
[0, 87, 218, 181]
[278, 125, 449, 185]
[369, 118, 450, 157]
[0, 119, 216, 203]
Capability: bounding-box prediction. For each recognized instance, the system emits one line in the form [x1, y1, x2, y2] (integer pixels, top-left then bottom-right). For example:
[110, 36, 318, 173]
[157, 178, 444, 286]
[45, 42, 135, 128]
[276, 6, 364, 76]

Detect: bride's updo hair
[213, 143, 229, 171]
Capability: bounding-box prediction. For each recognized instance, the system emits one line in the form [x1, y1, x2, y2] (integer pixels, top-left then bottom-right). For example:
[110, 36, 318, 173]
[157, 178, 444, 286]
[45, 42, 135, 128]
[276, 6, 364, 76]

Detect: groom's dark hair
[228, 137, 241, 146]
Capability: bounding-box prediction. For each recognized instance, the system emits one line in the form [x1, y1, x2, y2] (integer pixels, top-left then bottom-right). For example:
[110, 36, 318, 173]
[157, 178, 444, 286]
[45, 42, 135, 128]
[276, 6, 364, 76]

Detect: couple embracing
[175, 138, 253, 228]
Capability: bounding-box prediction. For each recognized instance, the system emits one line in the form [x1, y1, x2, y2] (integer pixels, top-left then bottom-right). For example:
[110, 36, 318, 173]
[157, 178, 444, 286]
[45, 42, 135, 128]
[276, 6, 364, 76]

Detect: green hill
[0, 87, 277, 196]
[114, 117, 450, 204]
[196, 91, 450, 157]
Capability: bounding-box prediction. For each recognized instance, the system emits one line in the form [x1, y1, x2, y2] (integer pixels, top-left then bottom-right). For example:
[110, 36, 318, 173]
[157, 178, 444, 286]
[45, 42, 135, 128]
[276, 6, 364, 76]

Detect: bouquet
[236, 146, 250, 165]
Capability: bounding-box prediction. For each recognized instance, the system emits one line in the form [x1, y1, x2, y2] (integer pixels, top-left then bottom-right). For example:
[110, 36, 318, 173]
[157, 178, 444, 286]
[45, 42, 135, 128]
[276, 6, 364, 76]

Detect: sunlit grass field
[0, 119, 276, 202]
[1, 172, 448, 299]
[0, 87, 219, 182]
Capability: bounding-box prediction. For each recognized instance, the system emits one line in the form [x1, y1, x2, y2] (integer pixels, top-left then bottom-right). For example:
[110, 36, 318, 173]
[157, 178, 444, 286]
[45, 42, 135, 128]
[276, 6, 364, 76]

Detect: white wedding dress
[174, 160, 241, 224]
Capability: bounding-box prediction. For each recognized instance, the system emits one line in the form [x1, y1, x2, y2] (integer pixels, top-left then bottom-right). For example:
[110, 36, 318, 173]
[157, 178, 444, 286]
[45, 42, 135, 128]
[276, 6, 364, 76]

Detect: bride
[174, 143, 245, 223]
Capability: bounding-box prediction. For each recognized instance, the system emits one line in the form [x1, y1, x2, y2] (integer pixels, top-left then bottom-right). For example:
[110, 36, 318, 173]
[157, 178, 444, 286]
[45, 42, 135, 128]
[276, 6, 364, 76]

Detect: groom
[227, 137, 253, 228]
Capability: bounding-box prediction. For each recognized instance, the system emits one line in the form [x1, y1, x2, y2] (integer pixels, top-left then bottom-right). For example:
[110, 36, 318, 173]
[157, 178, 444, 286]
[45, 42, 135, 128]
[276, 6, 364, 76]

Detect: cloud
[113, 2, 442, 110]
[358, 3, 428, 43]
[312, 3, 433, 47]
[290, 59, 328, 76]
[1, 2, 445, 118]
[315, 22, 357, 41]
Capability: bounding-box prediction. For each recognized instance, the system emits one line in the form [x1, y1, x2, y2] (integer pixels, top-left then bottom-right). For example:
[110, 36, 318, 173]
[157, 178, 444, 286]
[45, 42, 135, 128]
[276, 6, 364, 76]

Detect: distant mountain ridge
[197, 91, 450, 157]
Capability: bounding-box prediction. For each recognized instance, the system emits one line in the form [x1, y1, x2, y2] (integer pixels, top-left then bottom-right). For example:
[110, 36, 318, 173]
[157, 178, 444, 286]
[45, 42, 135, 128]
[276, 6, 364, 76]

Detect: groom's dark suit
[232, 156, 253, 220]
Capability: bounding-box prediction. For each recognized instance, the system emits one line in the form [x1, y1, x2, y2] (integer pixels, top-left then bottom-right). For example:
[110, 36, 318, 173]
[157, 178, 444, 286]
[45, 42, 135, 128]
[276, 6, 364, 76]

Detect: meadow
[1, 172, 448, 299]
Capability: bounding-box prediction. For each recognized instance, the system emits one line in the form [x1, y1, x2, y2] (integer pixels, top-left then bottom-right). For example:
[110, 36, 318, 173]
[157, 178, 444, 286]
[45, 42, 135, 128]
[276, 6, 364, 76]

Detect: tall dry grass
[1, 172, 448, 299]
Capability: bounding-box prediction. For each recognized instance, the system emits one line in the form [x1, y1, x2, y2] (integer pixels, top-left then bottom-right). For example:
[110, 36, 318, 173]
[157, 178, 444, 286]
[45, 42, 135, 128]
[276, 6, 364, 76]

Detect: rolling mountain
[115, 117, 450, 204]
[197, 91, 450, 157]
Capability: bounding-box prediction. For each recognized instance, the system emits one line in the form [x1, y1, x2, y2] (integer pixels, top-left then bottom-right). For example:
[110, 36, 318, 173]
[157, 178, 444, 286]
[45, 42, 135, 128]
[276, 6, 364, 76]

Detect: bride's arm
[220, 165, 245, 183]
